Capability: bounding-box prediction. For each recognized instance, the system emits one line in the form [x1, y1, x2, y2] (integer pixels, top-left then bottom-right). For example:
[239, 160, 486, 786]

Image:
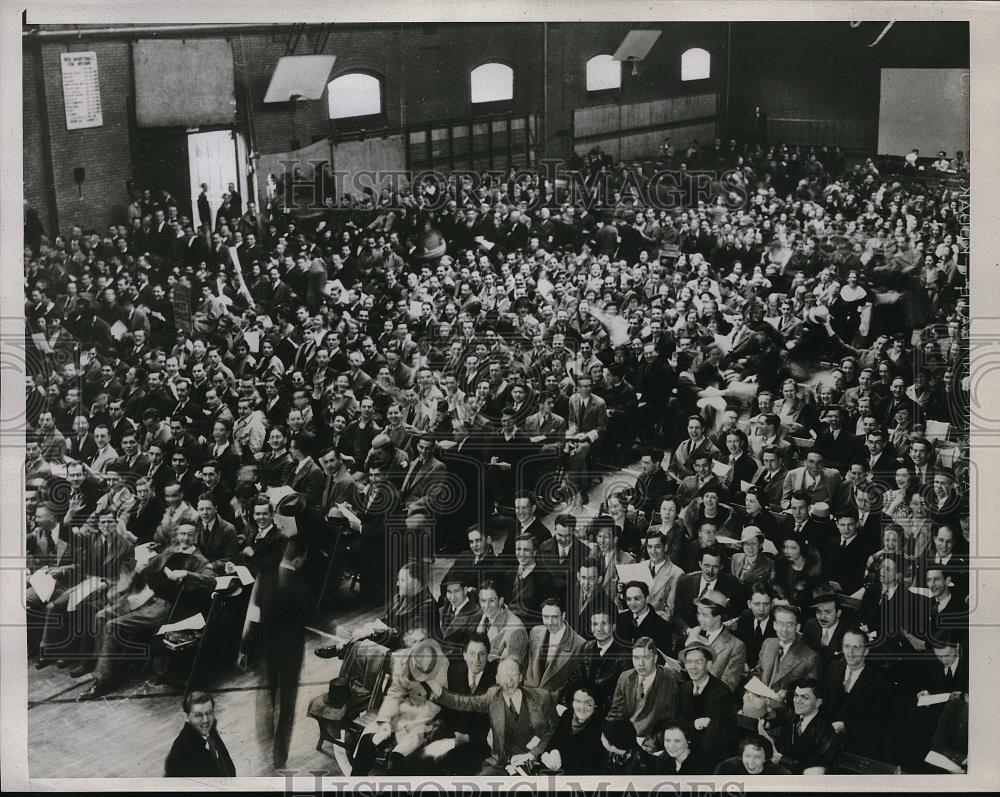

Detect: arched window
[586, 54, 621, 92]
[327, 73, 382, 119]
[471, 63, 514, 104]
[681, 48, 711, 81]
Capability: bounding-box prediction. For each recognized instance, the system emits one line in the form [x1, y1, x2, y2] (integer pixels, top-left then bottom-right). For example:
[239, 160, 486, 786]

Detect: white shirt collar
[799, 709, 819, 732]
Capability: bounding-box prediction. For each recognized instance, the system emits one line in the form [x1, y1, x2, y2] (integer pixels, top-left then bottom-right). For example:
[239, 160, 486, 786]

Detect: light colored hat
[678, 640, 716, 663]
[694, 589, 731, 613]
[811, 502, 831, 520]
[740, 526, 764, 544]
[744, 676, 780, 701]
[407, 637, 448, 683]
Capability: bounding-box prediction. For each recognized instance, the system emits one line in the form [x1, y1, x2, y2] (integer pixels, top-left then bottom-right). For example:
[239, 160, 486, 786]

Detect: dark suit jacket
[563, 638, 631, 710]
[501, 517, 551, 556]
[438, 552, 497, 602]
[802, 617, 849, 667]
[773, 713, 842, 773]
[508, 567, 557, 628]
[124, 495, 166, 545]
[734, 609, 777, 670]
[820, 535, 870, 595]
[678, 674, 734, 762]
[537, 537, 591, 595]
[68, 433, 99, 464]
[286, 457, 325, 507]
[821, 658, 891, 759]
[443, 659, 499, 743]
[615, 607, 674, 657]
[164, 722, 236, 777]
[195, 517, 240, 572]
[438, 599, 483, 654]
[257, 450, 295, 488]
[26, 524, 82, 576]
[672, 571, 743, 629]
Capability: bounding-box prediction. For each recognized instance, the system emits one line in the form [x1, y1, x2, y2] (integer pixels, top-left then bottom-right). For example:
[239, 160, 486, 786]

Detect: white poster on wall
[60, 51, 103, 130]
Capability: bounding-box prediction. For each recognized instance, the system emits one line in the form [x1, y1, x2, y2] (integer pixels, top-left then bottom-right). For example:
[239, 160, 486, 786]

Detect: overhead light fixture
[263, 54, 337, 103]
[613, 30, 662, 77]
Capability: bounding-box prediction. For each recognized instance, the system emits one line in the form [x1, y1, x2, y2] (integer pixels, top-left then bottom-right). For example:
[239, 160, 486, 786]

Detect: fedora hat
[678, 640, 716, 663]
[743, 675, 780, 702]
[407, 637, 447, 683]
[694, 588, 730, 613]
[325, 676, 352, 708]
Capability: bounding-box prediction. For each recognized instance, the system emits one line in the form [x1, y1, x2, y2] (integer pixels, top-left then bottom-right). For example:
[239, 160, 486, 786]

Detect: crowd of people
[23, 135, 970, 777]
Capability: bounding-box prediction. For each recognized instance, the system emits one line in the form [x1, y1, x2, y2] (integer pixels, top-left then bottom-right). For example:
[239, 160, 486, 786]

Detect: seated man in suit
[438, 575, 483, 656]
[820, 508, 871, 597]
[768, 678, 842, 774]
[25, 501, 85, 657]
[315, 561, 441, 659]
[563, 609, 630, 712]
[400, 434, 449, 531]
[35, 508, 134, 669]
[501, 490, 552, 557]
[193, 494, 240, 574]
[606, 636, 681, 740]
[537, 514, 590, 599]
[616, 580, 674, 657]
[802, 585, 850, 668]
[781, 451, 844, 510]
[525, 597, 585, 695]
[753, 603, 820, 697]
[682, 589, 747, 691]
[426, 632, 499, 775]
[567, 559, 609, 639]
[733, 580, 778, 671]
[426, 655, 559, 775]
[820, 627, 891, 761]
[438, 525, 498, 607]
[471, 579, 529, 663]
[79, 523, 215, 699]
[673, 544, 744, 632]
[677, 641, 735, 768]
[562, 375, 608, 505]
[507, 533, 557, 629]
[644, 530, 685, 622]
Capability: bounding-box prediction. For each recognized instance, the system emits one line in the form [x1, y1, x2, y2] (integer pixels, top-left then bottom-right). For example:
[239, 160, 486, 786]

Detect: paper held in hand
[157, 613, 206, 635]
[28, 570, 58, 603]
[616, 562, 655, 587]
[65, 576, 104, 611]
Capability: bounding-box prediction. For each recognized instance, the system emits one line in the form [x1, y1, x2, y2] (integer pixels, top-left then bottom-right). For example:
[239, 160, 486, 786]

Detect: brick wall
[28, 39, 133, 233]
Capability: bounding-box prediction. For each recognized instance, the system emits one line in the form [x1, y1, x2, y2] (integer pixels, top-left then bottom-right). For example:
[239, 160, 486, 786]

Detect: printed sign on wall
[60, 51, 103, 130]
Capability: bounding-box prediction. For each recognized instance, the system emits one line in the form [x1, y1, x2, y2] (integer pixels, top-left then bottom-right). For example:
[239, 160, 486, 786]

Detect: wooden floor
[26, 464, 633, 778]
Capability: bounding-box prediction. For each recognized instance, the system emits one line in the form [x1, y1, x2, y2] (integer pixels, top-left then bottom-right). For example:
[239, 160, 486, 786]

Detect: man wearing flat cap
[684, 588, 746, 691]
[677, 641, 734, 767]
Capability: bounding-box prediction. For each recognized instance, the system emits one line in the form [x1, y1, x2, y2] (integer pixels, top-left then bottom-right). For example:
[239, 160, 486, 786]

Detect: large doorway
[187, 129, 243, 232]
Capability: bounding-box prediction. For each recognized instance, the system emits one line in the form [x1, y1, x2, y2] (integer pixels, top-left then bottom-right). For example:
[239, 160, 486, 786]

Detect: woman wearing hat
[730, 527, 775, 588]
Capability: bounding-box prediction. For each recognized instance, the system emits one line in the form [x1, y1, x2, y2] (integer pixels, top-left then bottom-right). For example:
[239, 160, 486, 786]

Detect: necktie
[698, 580, 710, 599]
[508, 697, 519, 718]
[755, 621, 764, 643]
[844, 669, 854, 692]
[841, 538, 848, 548]
[821, 627, 831, 646]
[943, 666, 953, 687]
[638, 679, 646, 702]
[539, 631, 551, 674]
[482, 616, 491, 635]
[650, 562, 657, 578]
[469, 675, 478, 692]
[793, 719, 803, 743]
[44, 530, 55, 556]
[776, 645, 785, 666]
